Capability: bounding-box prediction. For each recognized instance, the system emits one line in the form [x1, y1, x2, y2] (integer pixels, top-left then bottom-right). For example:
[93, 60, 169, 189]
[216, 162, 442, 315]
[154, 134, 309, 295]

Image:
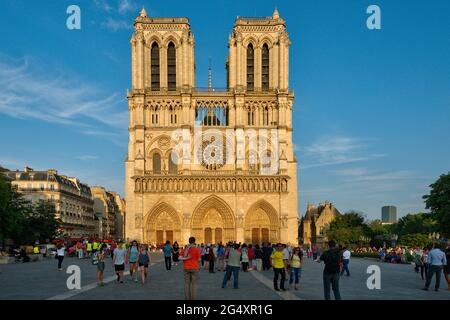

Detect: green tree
[393, 212, 437, 236]
[399, 233, 433, 248]
[366, 219, 390, 247]
[18, 200, 62, 244]
[367, 219, 389, 236]
[0, 174, 31, 247]
[423, 172, 450, 237]
[325, 211, 368, 246]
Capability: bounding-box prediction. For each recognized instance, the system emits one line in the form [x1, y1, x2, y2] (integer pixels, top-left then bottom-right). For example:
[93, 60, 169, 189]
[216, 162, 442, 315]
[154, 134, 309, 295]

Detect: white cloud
[93, 1, 138, 32]
[331, 167, 369, 176]
[300, 136, 385, 169]
[118, 0, 137, 14]
[94, 0, 113, 12]
[101, 17, 132, 31]
[0, 55, 127, 138]
[304, 137, 364, 155]
[352, 170, 415, 182]
[76, 155, 99, 161]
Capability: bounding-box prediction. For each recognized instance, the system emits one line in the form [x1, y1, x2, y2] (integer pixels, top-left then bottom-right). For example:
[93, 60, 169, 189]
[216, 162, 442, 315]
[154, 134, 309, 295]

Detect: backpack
[91, 252, 98, 265]
[324, 249, 341, 274]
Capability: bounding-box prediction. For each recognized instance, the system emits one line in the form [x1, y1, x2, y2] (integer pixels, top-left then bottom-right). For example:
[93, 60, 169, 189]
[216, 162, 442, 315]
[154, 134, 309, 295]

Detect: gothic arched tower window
[246, 43, 254, 91]
[167, 42, 176, 91]
[151, 42, 160, 91]
[262, 44, 269, 91]
[153, 153, 161, 174]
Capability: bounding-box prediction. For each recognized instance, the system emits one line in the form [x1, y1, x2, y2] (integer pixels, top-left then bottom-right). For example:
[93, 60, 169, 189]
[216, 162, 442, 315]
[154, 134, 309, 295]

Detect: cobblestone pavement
[0, 253, 449, 300]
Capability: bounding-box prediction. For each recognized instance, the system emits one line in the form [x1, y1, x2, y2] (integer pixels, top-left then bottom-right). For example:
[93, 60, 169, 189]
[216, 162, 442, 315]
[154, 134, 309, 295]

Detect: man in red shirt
[179, 236, 201, 300]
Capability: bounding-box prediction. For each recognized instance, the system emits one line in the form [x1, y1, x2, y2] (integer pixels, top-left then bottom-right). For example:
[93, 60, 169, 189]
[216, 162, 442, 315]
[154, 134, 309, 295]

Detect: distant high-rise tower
[381, 206, 397, 224]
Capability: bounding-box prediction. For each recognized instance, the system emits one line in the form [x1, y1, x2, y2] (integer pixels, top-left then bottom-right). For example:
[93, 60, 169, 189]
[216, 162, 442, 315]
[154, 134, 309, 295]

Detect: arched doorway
[202, 208, 225, 244]
[145, 202, 181, 245]
[191, 195, 235, 244]
[245, 200, 279, 244]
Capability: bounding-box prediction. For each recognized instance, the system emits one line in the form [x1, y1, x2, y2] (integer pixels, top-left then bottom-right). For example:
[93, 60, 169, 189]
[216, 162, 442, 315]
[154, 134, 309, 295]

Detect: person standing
[217, 244, 225, 271]
[172, 241, 180, 266]
[82, 240, 87, 259]
[163, 241, 172, 271]
[223, 242, 232, 271]
[222, 243, 242, 289]
[208, 244, 216, 273]
[414, 247, 423, 274]
[86, 241, 93, 258]
[318, 240, 342, 300]
[110, 241, 116, 260]
[444, 244, 450, 291]
[283, 244, 290, 269]
[56, 242, 65, 271]
[138, 244, 150, 285]
[422, 244, 447, 291]
[33, 242, 39, 255]
[200, 244, 206, 269]
[340, 247, 351, 277]
[421, 247, 429, 281]
[312, 244, 318, 260]
[270, 243, 286, 291]
[96, 244, 107, 286]
[241, 244, 249, 272]
[93, 240, 98, 255]
[254, 244, 263, 271]
[262, 243, 273, 271]
[248, 244, 254, 270]
[179, 237, 201, 300]
[203, 245, 211, 270]
[76, 241, 82, 259]
[113, 240, 127, 283]
[289, 247, 302, 290]
[127, 240, 139, 282]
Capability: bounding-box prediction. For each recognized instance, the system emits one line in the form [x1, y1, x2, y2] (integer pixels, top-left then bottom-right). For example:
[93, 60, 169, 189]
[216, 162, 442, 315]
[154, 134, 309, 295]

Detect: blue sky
[0, 0, 449, 221]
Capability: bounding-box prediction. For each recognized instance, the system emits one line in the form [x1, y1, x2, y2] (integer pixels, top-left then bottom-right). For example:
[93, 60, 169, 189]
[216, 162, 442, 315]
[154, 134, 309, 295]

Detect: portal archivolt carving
[244, 199, 279, 243]
[145, 202, 181, 243]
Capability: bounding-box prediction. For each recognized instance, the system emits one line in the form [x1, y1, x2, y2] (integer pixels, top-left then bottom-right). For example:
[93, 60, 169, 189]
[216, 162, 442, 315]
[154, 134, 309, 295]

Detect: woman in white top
[288, 247, 303, 290]
[56, 243, 65, 271]
[241, 244, 249, 272]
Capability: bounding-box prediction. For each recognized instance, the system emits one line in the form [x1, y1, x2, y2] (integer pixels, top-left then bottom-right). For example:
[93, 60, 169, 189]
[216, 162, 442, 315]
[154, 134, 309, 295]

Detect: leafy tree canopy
[0, 174, 61, 246]
[325, 211, 368, 245]
[392, 212, 437, 236]
[423, 172, 450, 237]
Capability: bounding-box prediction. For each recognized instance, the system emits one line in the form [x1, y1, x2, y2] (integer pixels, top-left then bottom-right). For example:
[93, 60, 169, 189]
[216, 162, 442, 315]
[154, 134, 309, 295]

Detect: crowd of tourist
[16, 235, 448, 300]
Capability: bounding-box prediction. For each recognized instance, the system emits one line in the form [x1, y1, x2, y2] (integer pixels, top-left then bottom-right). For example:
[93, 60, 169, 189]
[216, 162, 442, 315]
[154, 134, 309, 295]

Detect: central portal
[191, 195, 235, 244]
[203, 209, 224, 244]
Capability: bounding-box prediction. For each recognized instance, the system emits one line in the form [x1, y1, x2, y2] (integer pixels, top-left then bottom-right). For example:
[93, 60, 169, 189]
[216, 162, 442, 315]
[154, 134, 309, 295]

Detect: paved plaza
[0, 254, 449, 300]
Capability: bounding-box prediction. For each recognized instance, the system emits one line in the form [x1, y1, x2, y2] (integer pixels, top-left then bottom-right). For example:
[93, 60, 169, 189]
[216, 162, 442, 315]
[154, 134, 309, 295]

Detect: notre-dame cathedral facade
[125, 8, 298, 245]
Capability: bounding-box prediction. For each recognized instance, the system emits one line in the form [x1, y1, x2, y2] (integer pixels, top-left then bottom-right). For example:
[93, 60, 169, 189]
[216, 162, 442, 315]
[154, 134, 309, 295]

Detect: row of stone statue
[134, 177, 288, 193]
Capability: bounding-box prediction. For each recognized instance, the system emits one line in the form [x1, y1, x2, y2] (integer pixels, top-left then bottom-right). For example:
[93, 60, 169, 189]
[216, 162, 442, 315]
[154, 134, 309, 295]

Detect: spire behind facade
[208, 58, 212, 92]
